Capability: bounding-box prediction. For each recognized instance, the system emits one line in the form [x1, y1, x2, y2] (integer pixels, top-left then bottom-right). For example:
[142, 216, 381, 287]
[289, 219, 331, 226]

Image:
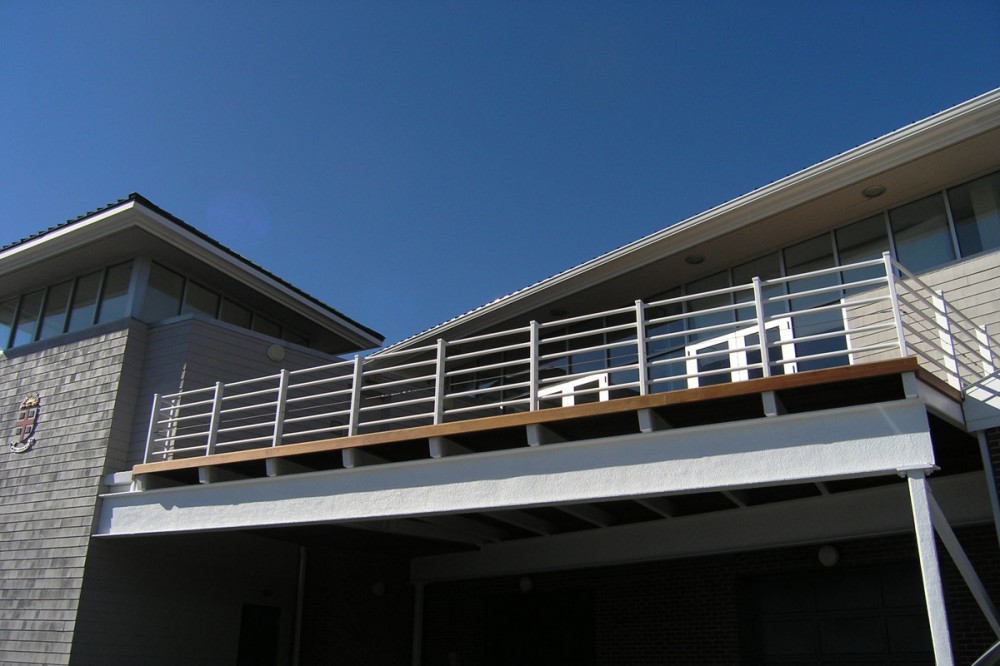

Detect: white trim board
[99, 400, 934, 536]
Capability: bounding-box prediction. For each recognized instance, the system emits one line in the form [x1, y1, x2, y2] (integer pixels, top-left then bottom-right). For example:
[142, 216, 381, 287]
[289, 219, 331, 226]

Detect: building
[5, 88, 1000, 664]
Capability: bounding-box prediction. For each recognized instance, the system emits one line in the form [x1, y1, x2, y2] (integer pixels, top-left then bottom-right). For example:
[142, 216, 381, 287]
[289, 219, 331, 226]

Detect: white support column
[205, 382, 225, 456]
[884, 251, 908, 357]
[529, 321, 540, 412]
[143, 393, 161, 464]
[272, 369, 290, 447]
[752, 277, 771, 378]
[433, 339, 447, 425]
[635, 299, 650, 396]
[348, 355, 364, 436]
[429, 436, 471, 458]
[907, 469, 954, 666]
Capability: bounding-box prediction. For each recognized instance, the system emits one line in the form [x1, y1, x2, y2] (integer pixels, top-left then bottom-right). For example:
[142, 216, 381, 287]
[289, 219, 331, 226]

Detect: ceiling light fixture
[861, 185, 886, 199]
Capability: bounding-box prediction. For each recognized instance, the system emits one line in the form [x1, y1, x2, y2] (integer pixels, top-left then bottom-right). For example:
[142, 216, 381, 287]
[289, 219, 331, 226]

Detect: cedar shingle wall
[0, 325, 136, 665]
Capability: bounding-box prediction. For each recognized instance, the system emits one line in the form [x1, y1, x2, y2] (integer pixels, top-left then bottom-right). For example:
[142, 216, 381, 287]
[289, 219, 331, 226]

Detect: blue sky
[2, 1, 998, 346]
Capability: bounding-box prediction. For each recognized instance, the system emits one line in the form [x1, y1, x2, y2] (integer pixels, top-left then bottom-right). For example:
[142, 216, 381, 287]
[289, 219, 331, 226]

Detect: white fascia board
[411, 471, 990, 582]
[130, 203, 381, 349]
[0, 200, 140, 272]
[97, 400, 933, 536]
[385, 87, 1000, 350]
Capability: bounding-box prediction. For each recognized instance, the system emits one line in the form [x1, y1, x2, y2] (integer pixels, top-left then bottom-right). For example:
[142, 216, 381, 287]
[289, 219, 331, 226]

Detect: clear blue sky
[2, 1, 998, 346]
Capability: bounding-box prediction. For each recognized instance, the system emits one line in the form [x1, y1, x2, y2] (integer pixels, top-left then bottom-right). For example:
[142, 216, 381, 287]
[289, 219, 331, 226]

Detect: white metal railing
[142, 253, 1000, 464]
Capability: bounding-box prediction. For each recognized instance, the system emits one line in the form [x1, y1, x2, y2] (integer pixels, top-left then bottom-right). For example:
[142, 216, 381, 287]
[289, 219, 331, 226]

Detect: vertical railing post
[752, 277, 771, 378]
[529, 321, 540, 411]
[977, 325, 995, 377]
[933, 291, 961, 391]
[883, 251, 908, 357]
[348, 355, 364, 436]
[205, 381, 225, 456]
[272, 369, 289, 447]
[634, 299, 649, 396]
[433, 339, 447, 425]
[143, 393, 161, 464]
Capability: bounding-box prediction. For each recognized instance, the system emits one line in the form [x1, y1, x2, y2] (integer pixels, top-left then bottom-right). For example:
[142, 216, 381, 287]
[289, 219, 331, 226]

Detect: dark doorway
[237, 603, 282, 666]
[484, 588, 595, 666]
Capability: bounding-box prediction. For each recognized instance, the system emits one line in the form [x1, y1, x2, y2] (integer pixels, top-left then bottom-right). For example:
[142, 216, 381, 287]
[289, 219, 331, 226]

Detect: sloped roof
[1, 193, 384, 347]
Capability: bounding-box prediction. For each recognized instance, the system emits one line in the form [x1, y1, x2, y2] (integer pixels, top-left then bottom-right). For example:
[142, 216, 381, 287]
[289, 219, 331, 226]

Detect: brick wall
[419, 526, 1000, 665]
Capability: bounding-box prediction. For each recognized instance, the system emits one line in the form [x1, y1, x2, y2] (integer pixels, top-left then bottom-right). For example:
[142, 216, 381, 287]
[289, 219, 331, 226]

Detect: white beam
[635, 496, 677, 518]
[482, 510, 554, 536]
[558, 504, 613, 528]
[98, 400, 935, 536]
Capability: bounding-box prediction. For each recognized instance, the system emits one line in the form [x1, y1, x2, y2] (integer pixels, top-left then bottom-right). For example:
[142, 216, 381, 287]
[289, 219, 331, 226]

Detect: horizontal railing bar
[223, 373, 282, 389]
[283, 409, 351, 425]
[282, 424, 350, 439]
[358, 395, 435, 413]
[445, 380, 532, 401]
[361, 375, 436, 392]
[445, 397, 531, 416]
[215, 435, 274, 448]
[285, 390, 352, 406]
[539, 304, 638, 330]
[363, 357, 437, 376]
[359, 412, 435, 427]
[764, 258, 886, 287]
[216, 421, 278, 435]
[287, 359, 355, 377]
[289, 376, 353, 391]
[446, 341, 531, 363]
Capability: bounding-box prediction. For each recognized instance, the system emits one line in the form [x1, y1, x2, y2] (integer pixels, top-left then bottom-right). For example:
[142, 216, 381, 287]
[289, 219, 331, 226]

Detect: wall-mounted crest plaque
[10, 393, 40, 453]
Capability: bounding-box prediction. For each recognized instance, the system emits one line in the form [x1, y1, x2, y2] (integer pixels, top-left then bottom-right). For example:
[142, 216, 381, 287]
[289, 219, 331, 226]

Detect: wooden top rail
[132, 357, 951, 479]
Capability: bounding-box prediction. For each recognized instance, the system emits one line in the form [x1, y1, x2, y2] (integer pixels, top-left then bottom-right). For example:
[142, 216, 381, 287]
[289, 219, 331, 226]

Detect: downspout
[292, 546, 307, 665]
[411, 582, 425, 666]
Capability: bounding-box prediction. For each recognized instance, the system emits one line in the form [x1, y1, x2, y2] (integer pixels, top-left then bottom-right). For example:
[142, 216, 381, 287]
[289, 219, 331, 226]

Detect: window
[0, 298, 17, 350]
[220, 299, 252, 328]
[784, 235, 847, 371]
[949, 171, 1000, 257]
[11, 290, 44, 347]
[251, 314, 281, 338]
[141, 263, 184, 321]
[66, 271, 102, 332]
[182, 281, 220, 318]
[836, 214, 890, 292]
[889, 193, 956, 272]
[96, 261, 132, 323]
[38, 280, 72, 341]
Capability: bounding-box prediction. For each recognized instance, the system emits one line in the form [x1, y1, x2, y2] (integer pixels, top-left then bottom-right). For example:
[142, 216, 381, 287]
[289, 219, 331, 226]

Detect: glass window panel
[0, 297, 17, 349]
[819, 616, 887, 653]
[141, 263, 184, 322]
[66, 271, 102, 332]
[182, 281, 220, 317]
[889, 193, 956, 272]
[219, 299, 252, 328]
[12, 289, 44, 346]
[251, 314, 281, 338]
[784, 235, 846, 370]
[96, 261, 132, 324]
[281, 329, 309, 347]
[732, 252, 784, 319]
[38, 281, 73, 340]
[836, 214, 890, 291]
[949, 171, 1000, 257]
[686, 271, 732, 342]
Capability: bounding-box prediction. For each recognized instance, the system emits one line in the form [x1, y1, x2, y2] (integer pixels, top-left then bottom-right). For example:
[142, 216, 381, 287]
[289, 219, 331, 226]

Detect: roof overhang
[0, 196, 384, 352]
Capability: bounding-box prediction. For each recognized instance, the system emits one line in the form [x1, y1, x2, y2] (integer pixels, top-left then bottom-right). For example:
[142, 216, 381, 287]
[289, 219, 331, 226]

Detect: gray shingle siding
[0, 324, 139, 665]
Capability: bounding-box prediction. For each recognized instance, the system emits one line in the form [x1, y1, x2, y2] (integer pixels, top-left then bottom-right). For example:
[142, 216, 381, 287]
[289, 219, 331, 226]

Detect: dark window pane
[890, 194, 956, 272]
[281, 328, 309, 347]
[12, 289, 44, 346]
[182, 281, 220, 317]
[949, 171, 1000, 257]
[66, 271, 102, 332]
[38, 281, 73, 340]
[252, 314, 281, 338]
[837, 214, 890, 291]
[141, 263, 184, 321]
[733, 252, 784, 319]
[0, 297, 17, 349]
[686, 271, 732, 342]
[220, 299, 252, 328]
[97, 261, 132, 323]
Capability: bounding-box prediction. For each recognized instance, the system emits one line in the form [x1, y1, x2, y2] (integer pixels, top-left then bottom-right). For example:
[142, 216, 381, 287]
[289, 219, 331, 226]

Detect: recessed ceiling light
[862, 185, 886, 199]
[685, 254, 705, 265]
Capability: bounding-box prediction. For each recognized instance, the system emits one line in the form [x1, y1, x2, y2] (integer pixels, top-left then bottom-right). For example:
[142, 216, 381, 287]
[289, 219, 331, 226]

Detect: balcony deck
[131, 254, 1000, 491]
